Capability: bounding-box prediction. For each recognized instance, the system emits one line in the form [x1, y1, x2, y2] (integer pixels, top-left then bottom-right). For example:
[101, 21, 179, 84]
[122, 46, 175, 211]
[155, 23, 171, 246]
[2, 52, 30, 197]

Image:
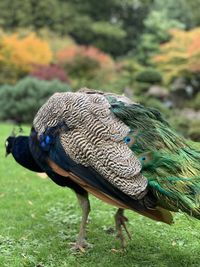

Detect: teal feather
[107, 96, 200, 219]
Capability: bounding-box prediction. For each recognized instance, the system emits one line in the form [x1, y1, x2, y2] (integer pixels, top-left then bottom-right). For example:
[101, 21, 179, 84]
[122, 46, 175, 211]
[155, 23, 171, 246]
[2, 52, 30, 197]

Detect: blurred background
[0, 0, 200, 140]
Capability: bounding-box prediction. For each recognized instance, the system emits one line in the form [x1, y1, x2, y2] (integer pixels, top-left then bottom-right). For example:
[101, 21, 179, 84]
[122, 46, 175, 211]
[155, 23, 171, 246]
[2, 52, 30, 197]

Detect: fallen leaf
[111, 248, 123, 253]
[37, 173, 47, 179]
[172, 241, 176, 246]
[28, 200, 33, 205]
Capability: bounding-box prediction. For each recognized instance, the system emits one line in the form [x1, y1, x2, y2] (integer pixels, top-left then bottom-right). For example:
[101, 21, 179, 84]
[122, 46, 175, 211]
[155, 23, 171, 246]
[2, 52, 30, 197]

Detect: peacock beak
[5, 140, 10, 157]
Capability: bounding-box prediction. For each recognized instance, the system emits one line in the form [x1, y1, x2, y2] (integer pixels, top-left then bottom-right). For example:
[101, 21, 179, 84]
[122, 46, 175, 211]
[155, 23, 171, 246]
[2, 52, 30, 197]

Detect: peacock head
[5, 126, 24, 156]
[5, 136, 16, 157]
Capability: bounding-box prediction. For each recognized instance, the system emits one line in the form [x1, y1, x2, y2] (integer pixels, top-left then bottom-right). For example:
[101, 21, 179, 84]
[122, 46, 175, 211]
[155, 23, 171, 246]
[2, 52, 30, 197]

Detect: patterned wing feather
[33, 91, 148, 200]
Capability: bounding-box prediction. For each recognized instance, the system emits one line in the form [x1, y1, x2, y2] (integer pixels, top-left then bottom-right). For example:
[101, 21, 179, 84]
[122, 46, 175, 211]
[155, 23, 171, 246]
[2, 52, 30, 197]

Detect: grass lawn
[1, 123, 200, 267]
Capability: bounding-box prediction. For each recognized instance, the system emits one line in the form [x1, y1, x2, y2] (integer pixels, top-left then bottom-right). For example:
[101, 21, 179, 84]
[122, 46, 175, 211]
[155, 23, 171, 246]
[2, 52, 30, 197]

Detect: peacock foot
[114, 208, 131, 249]
[69, 239, 93, 253]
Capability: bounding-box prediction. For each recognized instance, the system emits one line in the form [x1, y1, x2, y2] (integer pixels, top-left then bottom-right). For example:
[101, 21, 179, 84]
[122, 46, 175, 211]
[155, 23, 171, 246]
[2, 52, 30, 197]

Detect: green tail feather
[107, 96, 200, 219]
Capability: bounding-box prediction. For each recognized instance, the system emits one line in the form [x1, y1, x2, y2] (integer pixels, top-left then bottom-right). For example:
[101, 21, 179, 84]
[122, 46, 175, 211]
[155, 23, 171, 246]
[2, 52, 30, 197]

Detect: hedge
[0, 77, 70, 123]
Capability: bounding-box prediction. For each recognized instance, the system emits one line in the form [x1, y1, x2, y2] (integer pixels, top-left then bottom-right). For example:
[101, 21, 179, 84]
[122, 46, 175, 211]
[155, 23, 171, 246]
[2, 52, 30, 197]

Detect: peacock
[6, 89, 200, 250]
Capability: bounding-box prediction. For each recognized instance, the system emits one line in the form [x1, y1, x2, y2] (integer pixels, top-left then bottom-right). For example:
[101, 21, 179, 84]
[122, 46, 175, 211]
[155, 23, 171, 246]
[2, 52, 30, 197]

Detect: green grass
[1, 123, 200, 267]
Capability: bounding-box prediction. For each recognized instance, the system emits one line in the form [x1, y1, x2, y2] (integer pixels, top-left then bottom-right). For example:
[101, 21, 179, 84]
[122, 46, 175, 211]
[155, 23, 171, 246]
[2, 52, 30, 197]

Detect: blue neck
[12, 136, 43, 172]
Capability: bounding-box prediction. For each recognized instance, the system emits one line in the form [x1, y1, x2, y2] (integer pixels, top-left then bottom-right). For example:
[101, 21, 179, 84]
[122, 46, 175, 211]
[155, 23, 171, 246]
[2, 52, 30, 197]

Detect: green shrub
[169, 115, 200, 141]
[133, 82, 151, 95]
[188, 123, 200, 141]
[0, 77, 70, 123]
[184, 90, 200, 110]
[135, 68, 162, 84]
[169, 115, 191, 137]
[137, 96, 171, 117]
[192, 92, 200, 110]
[0, 61, 27, 85]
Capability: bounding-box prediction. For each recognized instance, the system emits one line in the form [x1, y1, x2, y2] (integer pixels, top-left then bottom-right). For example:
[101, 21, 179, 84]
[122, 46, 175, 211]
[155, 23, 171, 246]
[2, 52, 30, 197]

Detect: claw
[70, 243, 86, 253]
[69, 240, 92, 253]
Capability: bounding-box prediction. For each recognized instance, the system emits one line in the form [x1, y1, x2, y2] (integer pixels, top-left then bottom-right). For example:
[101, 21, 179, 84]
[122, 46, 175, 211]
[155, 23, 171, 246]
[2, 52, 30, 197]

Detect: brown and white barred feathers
[33, 91, 148, 200]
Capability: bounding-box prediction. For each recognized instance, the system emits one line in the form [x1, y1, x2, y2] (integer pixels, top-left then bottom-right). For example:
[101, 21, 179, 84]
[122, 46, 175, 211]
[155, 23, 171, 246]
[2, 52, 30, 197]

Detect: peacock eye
[124, 137, 131, 144]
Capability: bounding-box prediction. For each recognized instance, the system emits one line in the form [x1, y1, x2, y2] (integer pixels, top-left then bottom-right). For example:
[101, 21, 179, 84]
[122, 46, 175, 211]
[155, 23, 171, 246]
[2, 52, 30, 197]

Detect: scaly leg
[114, 208, 131, 248]
[71, 192, 91, 252]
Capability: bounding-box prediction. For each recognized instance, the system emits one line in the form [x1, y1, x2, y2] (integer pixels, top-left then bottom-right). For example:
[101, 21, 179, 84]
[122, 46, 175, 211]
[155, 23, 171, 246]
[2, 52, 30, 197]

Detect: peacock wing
[33, 91, 148, 200]
[31, 90, 174, 224]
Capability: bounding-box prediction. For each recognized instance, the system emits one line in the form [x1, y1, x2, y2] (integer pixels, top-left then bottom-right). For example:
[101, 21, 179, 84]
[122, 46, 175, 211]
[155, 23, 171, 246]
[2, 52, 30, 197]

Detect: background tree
[153, 28, 200, 84]
[0, 0, 153, 57]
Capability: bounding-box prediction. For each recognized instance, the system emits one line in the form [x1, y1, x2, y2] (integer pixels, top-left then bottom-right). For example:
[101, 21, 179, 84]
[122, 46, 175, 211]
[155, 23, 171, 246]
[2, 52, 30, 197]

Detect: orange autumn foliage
[0, 33, 52, 72]
[153, 28, 200, 82]
[56, 45, 114, 69]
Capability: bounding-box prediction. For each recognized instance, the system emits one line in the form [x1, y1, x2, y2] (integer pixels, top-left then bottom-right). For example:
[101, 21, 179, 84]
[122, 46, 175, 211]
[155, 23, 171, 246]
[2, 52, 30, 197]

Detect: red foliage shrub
[30, 64, 70, 83]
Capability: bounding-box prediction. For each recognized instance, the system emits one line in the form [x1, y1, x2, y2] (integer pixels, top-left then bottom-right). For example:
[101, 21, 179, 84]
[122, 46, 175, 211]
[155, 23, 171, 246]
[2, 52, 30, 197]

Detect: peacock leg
[71, 192, 91, 252]
[114, 208, 131, 248]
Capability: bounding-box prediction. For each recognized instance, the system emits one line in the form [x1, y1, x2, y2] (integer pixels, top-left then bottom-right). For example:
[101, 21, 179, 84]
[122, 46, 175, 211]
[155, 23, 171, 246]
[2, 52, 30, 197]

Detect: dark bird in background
[6, 89, 200, 250]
